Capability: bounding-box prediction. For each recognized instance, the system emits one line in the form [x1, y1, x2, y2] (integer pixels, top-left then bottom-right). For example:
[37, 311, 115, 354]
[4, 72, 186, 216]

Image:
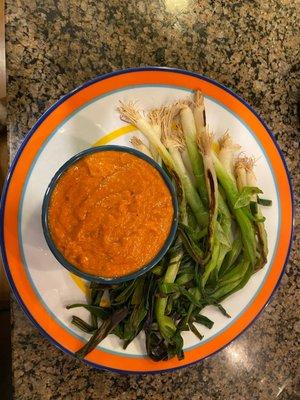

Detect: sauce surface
[48, 151, 174, 278]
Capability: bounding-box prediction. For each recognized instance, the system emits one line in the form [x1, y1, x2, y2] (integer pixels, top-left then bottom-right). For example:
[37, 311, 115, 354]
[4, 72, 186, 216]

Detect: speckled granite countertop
[6, 0, 299, 399]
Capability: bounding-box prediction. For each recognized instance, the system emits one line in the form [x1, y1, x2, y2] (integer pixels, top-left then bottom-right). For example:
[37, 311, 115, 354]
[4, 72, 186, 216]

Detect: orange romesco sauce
[48, 151, 174, 278]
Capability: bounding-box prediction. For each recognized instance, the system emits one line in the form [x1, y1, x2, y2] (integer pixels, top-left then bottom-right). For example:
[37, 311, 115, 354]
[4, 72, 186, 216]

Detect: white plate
[0, 67, 293, 373]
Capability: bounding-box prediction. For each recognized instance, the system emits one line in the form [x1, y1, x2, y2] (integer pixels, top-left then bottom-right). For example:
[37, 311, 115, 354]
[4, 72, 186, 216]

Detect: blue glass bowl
[42, 145, 178, 284]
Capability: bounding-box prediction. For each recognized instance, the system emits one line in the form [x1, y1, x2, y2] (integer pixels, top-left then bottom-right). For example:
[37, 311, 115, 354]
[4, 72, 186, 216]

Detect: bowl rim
[41, 144, 179, 284]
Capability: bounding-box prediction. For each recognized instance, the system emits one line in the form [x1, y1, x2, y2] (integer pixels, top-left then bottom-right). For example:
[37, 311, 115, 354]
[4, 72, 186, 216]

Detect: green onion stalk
[197, 129, 219, 261]
[180, 96, 208, 206]
[155, 192, 189, 355]
[118, 102, 208, 228]
[154, 238, 184, 345]
[161, 105, 208, 229]
[212, 193, 235, 281]
[212, 150, 257, 267]
[218, 132, 240, 180]
[118, 102, 176, 172]
[194, 93, 233, 283]
[235, 157, 268, 270]
[165, 136, 208, 228]
[154, 106, 204, 356]
[196, 128, 235, 285]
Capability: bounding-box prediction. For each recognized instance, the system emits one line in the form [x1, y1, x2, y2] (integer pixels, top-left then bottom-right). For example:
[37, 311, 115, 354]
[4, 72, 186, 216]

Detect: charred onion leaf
[220, 234, 243, 277]
[112, 280, 137, 305]
[151, 263, 165, 276]
[75, 307, 128, 359]
[219, 259, 250, 287]
[123, 277, 148, 348]
[193, 314, 214, 329]
[178, 222, 207, 241]
[112, 324, 124, 339]
[215, 221, 231, 249]
[145, 320, 184, 361]
[244, 207, 266, 223]
[144, 281, 170, 361]
[257, 197, 272, 206]
[166, 330, 184, 360]
[71, 316, 96, 334]
[89, 282, 113, 291]
[123, 303, 147, 348]
[178, 224, 204, 264]
[175, 272, 194, 285]
[250, 200, 258, 215]
[213, 262, 253, 302]
[90, 287, 103, 328]
[188, 322, 203, 340]
[146, 329, 169, 361]
[66, 304, 110, 320]
[233, 186, 263, 209]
